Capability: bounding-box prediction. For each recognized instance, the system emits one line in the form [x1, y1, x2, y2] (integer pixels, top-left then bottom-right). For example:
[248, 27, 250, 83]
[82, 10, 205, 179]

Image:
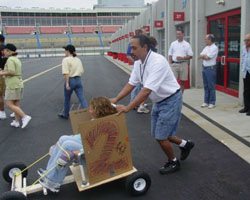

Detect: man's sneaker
[10, 120, 20, 128]
[180, 140, 195, 160]
[10, 112, 15, 118]
[239, 108, 248, 113]
[159, 160, 180, 175]
[21, 115, 32, 128]
[208, 104, 215, 109]
[58, 113, 69, 119]
[39, 177, 60, 193]
[201, 103, 208, 108]
[137, 105, 150, 114]
[0, 111, 6, 120]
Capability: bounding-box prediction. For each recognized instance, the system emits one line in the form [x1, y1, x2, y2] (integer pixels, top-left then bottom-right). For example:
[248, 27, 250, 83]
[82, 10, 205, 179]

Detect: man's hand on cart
[116, 104, 130, 114]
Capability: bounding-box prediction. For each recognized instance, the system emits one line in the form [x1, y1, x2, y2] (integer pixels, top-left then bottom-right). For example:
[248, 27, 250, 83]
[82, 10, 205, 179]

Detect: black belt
[157, 89, 181, 104]
[69, 76, 80, 79]
[173, 61, 185, 64]
[203, 65, 216, 68]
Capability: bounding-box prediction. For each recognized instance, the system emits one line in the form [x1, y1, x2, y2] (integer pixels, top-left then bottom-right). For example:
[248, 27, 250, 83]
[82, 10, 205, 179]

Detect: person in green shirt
[0, 44, 31, 128]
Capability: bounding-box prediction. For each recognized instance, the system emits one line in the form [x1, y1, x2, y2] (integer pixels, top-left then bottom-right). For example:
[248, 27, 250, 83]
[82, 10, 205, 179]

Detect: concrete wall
[110, 0, 247, 101]
[205, 0, 241, 16]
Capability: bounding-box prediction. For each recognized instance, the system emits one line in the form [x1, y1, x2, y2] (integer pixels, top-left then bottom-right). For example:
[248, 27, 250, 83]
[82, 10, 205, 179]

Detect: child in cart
[38, 97, 117, 192]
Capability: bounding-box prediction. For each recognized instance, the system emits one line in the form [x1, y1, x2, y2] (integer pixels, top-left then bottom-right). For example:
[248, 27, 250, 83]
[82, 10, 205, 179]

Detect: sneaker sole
[159, 167, 180, 175]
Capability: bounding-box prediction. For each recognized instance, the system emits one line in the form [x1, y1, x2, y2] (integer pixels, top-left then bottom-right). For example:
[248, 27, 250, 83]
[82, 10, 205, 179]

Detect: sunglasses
[244, 39, 250, 42]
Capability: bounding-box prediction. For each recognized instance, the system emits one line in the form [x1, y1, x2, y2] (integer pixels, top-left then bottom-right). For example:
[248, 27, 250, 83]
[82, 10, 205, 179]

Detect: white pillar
[190, 0, 206, 88]
[165, 0, 175, 58]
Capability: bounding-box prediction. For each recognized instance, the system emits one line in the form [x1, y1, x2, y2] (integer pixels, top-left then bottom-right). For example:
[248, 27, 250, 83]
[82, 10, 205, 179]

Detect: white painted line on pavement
[182, 106, 250, 164]
[23, 64, 61, 83]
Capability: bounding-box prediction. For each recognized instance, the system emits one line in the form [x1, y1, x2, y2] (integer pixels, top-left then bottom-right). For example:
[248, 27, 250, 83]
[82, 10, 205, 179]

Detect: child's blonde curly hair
[90, 97, 117, 118]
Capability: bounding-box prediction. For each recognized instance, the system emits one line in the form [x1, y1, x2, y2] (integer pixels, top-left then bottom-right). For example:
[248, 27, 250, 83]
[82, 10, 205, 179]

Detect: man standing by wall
[0, 34, 7, 120]
[239, 33, 250, 116]
[111, 35, 194, 174]
[168, 28, 193, 93]
[199, 34, 218, 109]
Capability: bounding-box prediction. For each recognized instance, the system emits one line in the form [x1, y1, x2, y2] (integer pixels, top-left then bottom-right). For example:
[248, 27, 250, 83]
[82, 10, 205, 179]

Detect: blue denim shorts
[151, 91, 182, 140]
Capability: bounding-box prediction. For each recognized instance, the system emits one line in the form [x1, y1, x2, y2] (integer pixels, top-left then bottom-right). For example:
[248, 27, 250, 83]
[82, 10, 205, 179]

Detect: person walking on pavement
[0, 34, 8, 120]
[127, 28, 150, 114]
[199, 34, 218, 109]
[0, 44, 31, 128]
[168, 28, 193, 93]
[111, 35, 194, 174]
[239, 33, 250, 116]
[58, 44, 88, 119]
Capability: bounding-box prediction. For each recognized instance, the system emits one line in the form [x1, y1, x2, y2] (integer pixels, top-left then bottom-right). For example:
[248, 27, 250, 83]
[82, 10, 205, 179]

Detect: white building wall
[205, 0, 240, 16]
[110, 0, 247, 102]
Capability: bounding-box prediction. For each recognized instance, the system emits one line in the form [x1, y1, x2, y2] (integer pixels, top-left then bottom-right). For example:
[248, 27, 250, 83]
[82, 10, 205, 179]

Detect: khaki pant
[171, 62, 188, 81]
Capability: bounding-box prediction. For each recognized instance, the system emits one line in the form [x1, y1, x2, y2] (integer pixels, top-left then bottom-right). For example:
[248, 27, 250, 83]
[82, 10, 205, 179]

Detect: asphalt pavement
[0, 56, 250, 200]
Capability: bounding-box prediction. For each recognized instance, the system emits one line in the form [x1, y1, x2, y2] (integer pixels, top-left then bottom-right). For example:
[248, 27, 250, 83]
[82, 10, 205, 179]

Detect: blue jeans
[202, 66, 216, 105]
[130, 84, 142, 102]
[63, 77, 88, 117]
[45, 134, 83, 184]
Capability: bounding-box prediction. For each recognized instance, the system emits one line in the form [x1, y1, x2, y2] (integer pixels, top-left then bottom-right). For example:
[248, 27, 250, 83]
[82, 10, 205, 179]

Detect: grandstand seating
[4, 25, 118, 48]
[5, 26, 36, 34]
[5, 25, 121, 35]
[101, 26, 120, 33]
[40, 26, 66, 34]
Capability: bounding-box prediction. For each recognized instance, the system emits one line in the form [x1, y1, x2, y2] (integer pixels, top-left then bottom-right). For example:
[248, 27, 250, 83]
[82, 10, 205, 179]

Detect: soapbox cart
[1, 111, 151, 199]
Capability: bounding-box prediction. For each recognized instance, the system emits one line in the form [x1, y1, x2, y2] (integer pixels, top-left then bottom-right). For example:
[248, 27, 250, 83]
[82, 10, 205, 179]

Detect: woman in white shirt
[58, 45, 88, 119]
[199, 34, 219, 109]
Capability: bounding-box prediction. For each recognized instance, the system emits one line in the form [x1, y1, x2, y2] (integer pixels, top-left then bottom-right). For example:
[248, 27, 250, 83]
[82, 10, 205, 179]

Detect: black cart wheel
[0, 191, 28, 200]
[2, 162, 28, 183]
[125, 171, 151, 196]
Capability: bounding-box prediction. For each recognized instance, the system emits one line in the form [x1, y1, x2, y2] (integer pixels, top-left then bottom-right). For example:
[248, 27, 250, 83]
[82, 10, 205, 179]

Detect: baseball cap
[63, 44, 76, 53]
[4, 43, 17, 52]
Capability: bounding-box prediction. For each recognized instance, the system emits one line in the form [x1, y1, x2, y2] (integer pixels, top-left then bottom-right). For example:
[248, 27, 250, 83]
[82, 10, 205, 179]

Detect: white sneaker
[208, 104, 215, 109]
[10, 112, 15, 118]
[201, 103, 208, 108]
[137, 105, 150, 114]
[21, 115, 32, 128]
[39, 176, 60, 193]
[0, 111, 7, 120]
[10, 120, 20, 128]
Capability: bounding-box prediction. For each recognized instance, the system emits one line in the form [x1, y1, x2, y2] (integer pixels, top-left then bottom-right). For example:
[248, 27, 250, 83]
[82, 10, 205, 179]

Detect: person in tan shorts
[168, 28, 193, 93]
[0, 44, 32, 128]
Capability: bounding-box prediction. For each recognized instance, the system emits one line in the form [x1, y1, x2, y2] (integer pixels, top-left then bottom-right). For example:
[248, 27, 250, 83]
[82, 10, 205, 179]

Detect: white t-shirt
[200, 43, 219, 66]
[168, 40, 193, 62]
[129, 50, 180, 103]
[62, 56, 84, 77]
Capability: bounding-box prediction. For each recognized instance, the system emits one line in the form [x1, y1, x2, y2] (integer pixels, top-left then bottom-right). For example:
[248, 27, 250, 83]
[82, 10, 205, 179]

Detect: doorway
[207, 9, 241, 97]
